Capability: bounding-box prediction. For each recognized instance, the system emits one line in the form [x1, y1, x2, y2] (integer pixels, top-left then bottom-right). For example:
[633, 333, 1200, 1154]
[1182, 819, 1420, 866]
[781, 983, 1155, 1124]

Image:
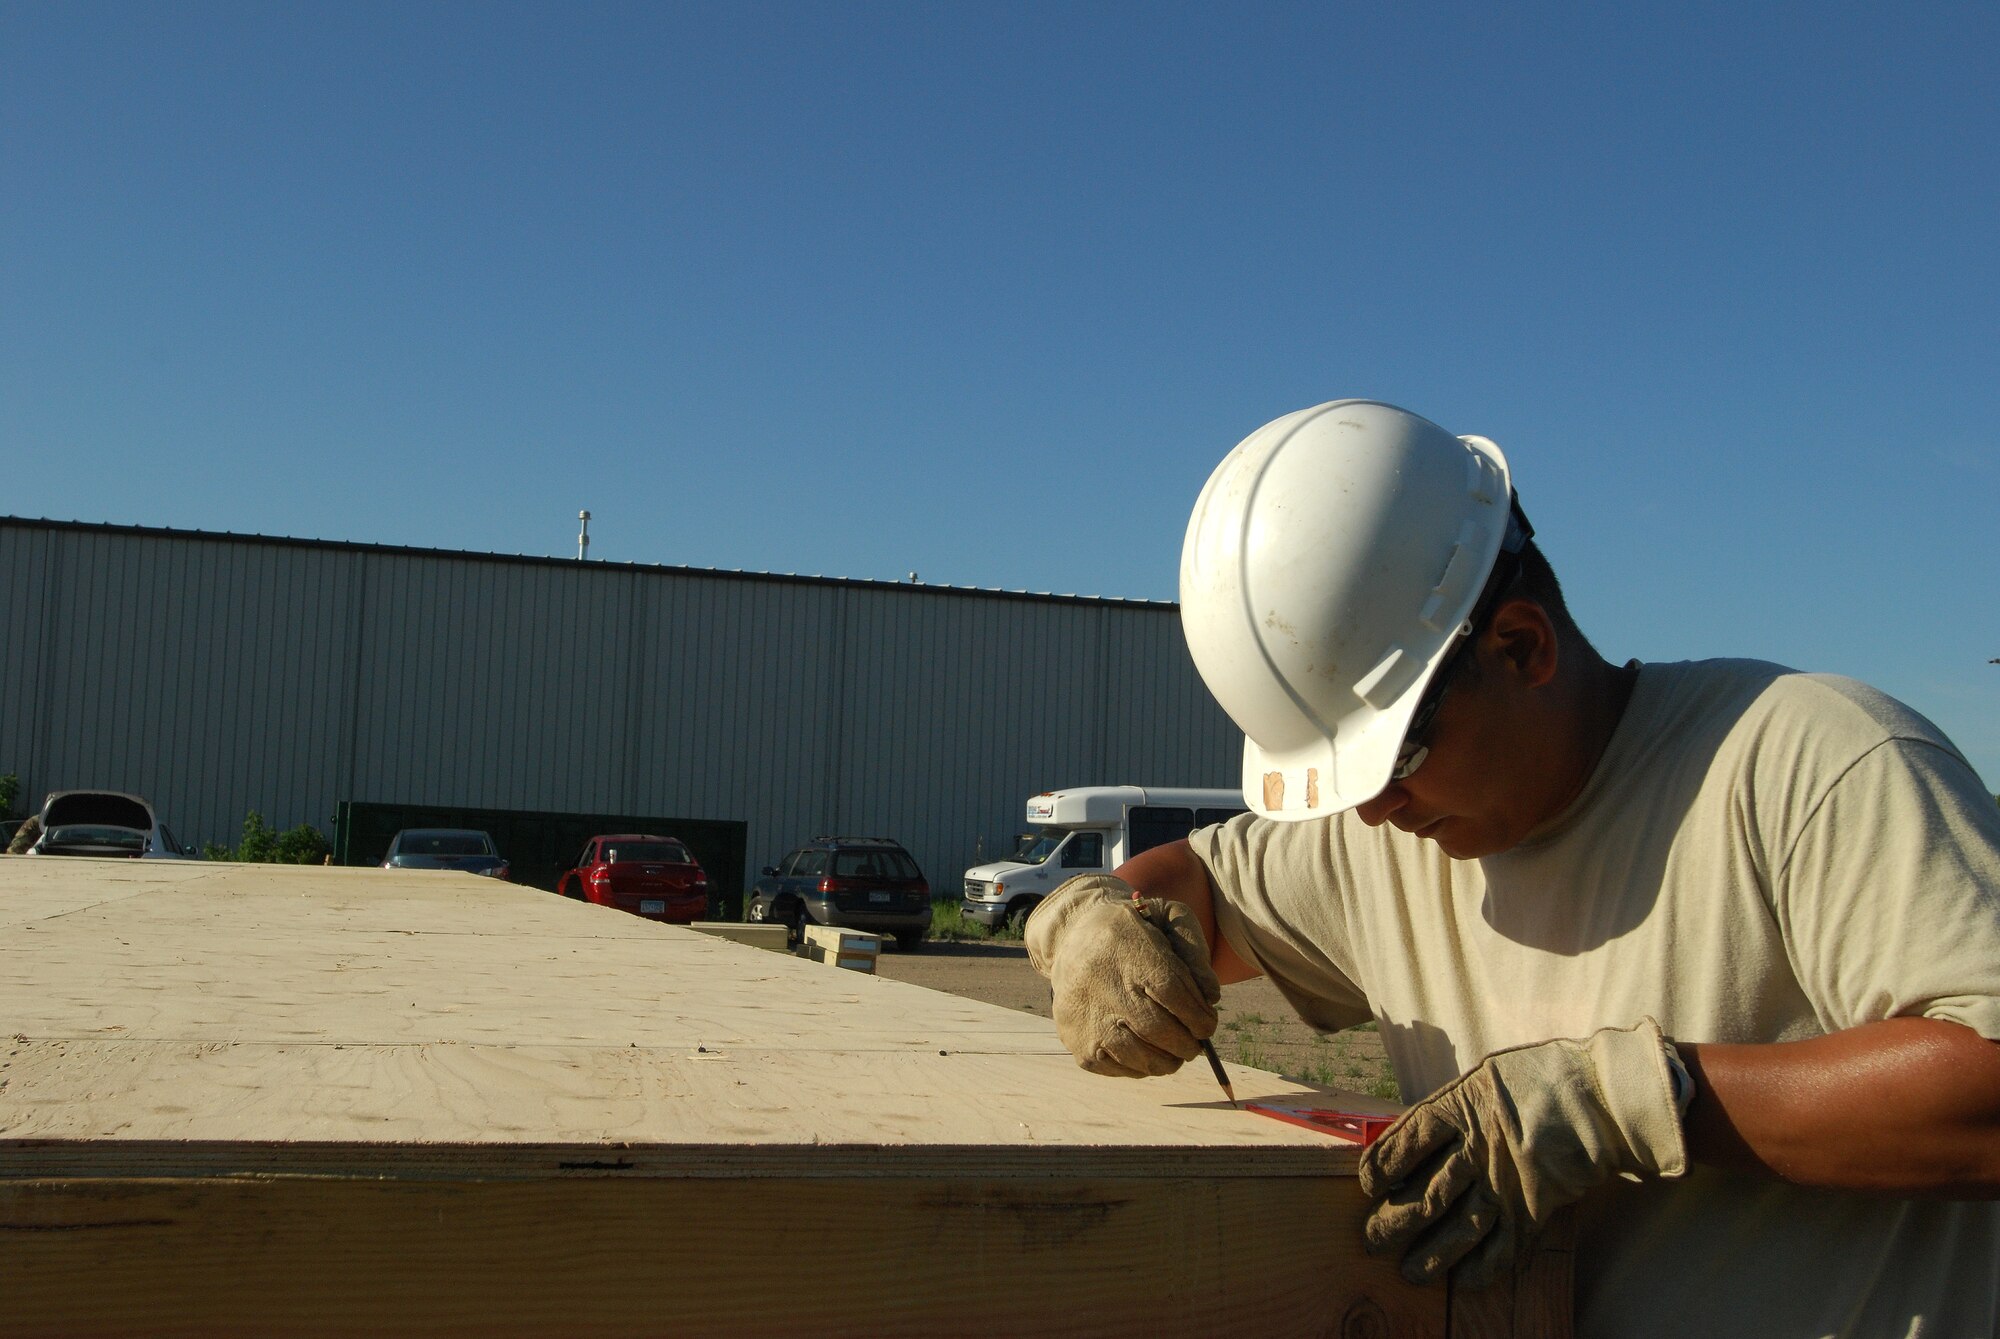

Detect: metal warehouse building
[0, 517, 1243, 909]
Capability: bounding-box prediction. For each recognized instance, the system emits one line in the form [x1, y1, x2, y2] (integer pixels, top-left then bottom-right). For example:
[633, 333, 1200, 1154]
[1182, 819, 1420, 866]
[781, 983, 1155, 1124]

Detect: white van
[960, 786, 1248, 931]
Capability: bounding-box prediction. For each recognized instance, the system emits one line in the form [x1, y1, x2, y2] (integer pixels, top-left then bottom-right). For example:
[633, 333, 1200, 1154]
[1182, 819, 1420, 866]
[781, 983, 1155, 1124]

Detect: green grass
[1278, 1058, 1399, 1101]
[1216, 1018, 1402, 1103]
[926, 898, 1023, 943]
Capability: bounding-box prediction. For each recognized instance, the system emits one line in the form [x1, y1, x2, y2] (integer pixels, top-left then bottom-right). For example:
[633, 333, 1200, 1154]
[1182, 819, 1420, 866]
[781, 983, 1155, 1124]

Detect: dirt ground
[874, 940, 1398, 1099]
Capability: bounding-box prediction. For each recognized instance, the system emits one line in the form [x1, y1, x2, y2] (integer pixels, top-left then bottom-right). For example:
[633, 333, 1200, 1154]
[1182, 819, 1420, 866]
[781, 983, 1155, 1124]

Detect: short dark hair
[1446, 538, 1589, 692]
[1512, 538, 1583, 644]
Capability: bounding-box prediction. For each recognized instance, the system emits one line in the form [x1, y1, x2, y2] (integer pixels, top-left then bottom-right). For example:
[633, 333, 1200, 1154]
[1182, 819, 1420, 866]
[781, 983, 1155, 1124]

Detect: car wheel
[1005, 898, 1041, 934]
[747, 900, 766, 922]
[894, 929, 925, 953]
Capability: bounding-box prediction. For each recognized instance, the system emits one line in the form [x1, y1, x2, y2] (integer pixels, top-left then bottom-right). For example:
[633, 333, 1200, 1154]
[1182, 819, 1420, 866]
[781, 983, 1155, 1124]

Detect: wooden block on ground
[0, 857, 1569, 1337]
[688, 919, 791, 952]
[798, 921, 881, 973]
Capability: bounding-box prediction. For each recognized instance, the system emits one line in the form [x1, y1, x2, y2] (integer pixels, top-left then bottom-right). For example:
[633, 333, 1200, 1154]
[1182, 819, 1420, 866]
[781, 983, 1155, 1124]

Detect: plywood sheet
[0, 858, 1384, 1161]
[0, 856, 1564, 1337]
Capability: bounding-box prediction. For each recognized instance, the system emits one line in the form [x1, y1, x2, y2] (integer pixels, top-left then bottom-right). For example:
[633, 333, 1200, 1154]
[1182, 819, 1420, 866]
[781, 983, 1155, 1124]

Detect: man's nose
[1353, 785, 1409, 827]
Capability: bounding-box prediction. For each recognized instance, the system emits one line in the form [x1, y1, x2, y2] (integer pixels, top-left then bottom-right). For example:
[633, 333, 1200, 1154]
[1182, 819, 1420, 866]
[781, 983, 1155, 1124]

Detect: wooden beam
[689, 920, 790, 952]
[799, 921, 882, 971]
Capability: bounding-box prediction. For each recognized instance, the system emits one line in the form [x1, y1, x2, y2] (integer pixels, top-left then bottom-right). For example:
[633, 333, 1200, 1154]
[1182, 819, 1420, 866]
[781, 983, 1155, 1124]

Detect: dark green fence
[333, 801, 749, 919]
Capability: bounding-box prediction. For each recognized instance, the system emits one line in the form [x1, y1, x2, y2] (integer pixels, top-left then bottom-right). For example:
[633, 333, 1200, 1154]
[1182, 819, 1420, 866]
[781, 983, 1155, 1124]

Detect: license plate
[869, 892, 890, 903]
[641, 899, 667, 914]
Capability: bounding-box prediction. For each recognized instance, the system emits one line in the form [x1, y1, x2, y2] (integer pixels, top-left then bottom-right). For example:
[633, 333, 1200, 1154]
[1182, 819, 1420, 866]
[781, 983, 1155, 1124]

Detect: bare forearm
[1679, 1017, 2000, 1196]
[1114, 839, 1261, 984]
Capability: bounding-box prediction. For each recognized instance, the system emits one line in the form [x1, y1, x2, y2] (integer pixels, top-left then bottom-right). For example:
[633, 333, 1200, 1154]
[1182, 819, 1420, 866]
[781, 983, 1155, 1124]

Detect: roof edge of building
[0, 515, 1178, 612]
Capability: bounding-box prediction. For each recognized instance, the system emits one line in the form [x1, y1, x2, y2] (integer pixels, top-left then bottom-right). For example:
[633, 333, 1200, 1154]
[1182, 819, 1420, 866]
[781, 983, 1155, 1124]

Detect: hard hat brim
[1239, 679, 1423, 821]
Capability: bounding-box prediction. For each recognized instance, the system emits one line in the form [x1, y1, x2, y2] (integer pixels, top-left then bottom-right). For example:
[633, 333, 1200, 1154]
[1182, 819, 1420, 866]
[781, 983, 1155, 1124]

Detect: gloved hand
[1025, 873, 1223, 1077]
[1359, 1018, 1689, 1289]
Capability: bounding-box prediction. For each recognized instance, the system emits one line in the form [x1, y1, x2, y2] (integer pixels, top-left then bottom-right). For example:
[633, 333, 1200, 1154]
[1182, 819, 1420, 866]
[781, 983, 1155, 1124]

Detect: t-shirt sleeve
[1775, 738, 2000, 1039]
[1187, 812, 1375, 1034]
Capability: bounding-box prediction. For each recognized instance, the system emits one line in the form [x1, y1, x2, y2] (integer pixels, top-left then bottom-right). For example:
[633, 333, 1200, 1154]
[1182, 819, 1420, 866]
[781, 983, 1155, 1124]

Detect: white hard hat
[1179, 399, 1525, 820]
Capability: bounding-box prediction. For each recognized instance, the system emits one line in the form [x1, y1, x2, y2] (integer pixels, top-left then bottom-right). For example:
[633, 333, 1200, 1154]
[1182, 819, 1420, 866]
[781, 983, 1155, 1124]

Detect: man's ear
[1486, 598, 1560, 688]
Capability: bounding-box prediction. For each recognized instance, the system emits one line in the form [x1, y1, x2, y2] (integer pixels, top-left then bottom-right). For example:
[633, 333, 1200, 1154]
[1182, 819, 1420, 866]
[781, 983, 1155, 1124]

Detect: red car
[557, 834, 710, 924]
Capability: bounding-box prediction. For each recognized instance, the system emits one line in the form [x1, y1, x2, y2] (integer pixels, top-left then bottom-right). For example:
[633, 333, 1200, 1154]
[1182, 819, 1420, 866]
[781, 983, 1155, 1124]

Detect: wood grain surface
[0, 857, 1565, 1337]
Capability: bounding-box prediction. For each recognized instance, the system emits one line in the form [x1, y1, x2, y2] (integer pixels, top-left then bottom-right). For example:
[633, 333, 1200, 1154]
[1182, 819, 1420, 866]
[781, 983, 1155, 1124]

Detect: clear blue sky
[5, 2, 1996, 785]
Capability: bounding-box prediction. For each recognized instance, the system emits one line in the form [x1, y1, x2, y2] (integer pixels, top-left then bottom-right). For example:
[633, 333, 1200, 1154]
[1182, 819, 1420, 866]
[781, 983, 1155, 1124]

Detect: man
[5, 812, 40, 854]
[1027, 400, 2000, 1336]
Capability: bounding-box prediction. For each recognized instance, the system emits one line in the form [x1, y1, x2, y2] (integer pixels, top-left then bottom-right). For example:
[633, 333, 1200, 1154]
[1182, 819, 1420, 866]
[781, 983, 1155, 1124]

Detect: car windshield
[43, 825, 147, 852]
[1013, 832, 1061, 863]
[606, 841, 691, 864]
[399, 832, 492, 857]
[831, 849, 921, 880]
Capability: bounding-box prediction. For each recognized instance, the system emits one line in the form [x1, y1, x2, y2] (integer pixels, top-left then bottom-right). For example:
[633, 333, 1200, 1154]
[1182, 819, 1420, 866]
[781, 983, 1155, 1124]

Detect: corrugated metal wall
[0, 519, 1244, 893]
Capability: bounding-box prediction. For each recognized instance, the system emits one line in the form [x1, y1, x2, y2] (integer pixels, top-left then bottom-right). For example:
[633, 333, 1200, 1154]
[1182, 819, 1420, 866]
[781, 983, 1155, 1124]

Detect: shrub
[204, 811, 331, 865]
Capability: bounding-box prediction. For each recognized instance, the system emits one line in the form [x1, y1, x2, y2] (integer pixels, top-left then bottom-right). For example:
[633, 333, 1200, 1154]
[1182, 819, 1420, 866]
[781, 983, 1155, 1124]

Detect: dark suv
[747, 836, 931, 952]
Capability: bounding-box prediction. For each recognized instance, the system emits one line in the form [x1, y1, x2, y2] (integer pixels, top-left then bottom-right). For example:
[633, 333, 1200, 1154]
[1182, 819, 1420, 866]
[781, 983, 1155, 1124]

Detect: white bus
[960, 786, 1248, 931]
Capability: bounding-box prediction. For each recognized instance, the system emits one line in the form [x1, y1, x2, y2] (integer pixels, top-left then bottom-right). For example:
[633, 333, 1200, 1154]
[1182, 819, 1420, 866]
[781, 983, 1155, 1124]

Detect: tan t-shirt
[1191, 659, 2000, 1339]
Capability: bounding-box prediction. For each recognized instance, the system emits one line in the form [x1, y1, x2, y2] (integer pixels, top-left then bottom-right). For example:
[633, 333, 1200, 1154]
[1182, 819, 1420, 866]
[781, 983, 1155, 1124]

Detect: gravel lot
[874, 940, 1397, 1099]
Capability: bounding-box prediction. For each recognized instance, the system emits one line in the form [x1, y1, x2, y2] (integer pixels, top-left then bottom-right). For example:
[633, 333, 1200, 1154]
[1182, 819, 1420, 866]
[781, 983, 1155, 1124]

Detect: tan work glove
[1359, 1018, 1689, 1289]
[1026, 873, 1223, 1077]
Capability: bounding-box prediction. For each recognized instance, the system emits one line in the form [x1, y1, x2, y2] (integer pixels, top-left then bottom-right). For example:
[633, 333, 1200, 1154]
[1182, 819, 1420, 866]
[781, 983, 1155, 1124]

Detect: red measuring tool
[1243, 1101, 1398, 1147]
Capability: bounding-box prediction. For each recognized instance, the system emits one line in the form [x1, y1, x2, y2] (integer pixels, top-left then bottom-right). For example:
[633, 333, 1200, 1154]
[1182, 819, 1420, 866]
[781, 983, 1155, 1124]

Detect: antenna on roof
[578, 510, 591, 561]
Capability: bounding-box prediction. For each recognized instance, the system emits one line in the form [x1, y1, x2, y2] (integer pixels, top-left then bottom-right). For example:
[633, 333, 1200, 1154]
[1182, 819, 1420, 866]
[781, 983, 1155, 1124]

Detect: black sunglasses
[1388, 497, 1534, 783]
